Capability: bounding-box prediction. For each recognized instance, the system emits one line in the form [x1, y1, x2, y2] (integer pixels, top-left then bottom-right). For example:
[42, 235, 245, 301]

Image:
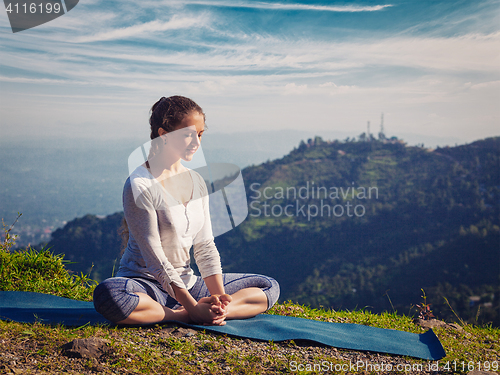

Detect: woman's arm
[203, 274, 231, 316]
[191, 176, 223, 281]
[203, 274, 225, 295]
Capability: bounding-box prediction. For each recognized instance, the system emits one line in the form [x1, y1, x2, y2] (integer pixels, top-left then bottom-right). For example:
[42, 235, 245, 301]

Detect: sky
[0, 0, 499, 144]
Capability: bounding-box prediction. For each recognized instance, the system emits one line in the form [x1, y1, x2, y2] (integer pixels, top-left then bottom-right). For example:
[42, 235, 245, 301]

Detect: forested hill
[37, 136, 500, 326]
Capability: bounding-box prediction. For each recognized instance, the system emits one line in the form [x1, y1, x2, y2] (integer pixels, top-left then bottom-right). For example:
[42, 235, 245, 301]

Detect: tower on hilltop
[378, 113, 386, 140]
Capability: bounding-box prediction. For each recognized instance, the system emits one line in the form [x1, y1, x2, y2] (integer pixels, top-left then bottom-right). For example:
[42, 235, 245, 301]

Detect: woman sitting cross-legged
[93, 95, 280, 325]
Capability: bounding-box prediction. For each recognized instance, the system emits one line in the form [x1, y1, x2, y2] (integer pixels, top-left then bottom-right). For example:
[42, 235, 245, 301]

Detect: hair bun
[148, 95, 204, 140]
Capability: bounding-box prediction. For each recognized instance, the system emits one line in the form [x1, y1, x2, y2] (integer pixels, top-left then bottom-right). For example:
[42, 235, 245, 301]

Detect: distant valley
[0, 129, 466, 247]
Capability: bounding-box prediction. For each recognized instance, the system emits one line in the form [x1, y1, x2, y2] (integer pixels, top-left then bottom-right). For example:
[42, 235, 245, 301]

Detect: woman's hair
[149, 95, 205, 140]
[119, 218, 129, 255]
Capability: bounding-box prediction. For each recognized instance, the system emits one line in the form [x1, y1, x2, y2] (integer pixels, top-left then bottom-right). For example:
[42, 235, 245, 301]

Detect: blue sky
[0, 0, 499, 143]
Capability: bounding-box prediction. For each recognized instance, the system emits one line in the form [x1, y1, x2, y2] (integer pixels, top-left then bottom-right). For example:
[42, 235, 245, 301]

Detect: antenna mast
[378, 113, 386, 140]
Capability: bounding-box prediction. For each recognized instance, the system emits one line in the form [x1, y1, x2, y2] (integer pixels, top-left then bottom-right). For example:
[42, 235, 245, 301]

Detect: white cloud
[171, 1, 393, 12]
[320, 82, 337, 87]
[66, 32, 500, 76]
[75, 14, 209, 42]
[469, 80, 500, 90]
[351, 32, 500, 73]
[0, 1, 498, 142]
[284, 82, 308, 95]
[2, 30, 498, 93]
[0, 75, 76, 85]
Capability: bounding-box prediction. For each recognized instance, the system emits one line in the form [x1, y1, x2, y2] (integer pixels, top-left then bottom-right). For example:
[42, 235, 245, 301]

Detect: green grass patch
[1, 215, 96, 301]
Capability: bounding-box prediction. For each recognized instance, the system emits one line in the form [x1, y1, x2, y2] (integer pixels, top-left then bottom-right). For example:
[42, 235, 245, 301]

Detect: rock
[448, 323, 464, 331]
[414, 319, 469, 333]
[413, 318, 448, 329]
[171, 327, 197, 338]
[161, 327, 177, 336]
[61, 337, 111, 359]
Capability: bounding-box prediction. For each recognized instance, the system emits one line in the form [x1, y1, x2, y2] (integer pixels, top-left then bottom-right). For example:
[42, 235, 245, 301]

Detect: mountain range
[31, 136, 500, 326]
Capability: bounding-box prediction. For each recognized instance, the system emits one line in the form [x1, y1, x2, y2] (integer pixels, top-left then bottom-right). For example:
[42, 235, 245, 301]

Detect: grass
[1, 217, 499, 374]
[0, 216, 96, 301]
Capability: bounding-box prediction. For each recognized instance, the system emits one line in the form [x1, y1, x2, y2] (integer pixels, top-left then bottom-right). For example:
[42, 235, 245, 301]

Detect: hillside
[29, 136, 500, 326]
[217, 136, 500, 326]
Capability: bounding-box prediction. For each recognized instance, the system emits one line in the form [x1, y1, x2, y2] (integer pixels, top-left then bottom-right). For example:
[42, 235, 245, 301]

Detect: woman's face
[162, 111, 205, 162]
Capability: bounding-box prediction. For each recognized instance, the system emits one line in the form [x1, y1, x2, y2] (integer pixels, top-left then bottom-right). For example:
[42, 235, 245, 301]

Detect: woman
[93, 96, 279, 325]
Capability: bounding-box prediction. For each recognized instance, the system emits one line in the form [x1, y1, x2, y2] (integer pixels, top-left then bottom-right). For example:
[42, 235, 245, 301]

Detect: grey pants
[93, 273, 280, 323]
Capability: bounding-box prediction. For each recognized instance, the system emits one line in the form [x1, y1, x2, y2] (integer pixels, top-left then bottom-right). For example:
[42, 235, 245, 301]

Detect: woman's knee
[93, 277, 140, 323]
[240, 274, 280, 310]
[223, 273, 280, 310]
[262, 276, 280, 310]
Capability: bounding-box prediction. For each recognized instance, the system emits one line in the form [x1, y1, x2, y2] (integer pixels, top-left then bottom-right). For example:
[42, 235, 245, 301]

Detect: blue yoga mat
[0, 291, 445, 360]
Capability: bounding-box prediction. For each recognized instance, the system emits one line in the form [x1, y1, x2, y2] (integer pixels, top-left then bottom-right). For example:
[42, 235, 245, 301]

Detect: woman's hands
[189, 294, 232, 325]
[211, 293, 232, 315]
[188, 274, 231, 325]
[171, 275, 232, 326]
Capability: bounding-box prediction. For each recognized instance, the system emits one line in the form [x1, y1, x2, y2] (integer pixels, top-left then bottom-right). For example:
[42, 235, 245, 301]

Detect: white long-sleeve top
[117, 165, 222, 299]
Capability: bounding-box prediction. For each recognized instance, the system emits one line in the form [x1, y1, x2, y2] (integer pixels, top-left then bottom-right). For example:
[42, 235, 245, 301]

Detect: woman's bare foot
[224, 288, 268, 320]
[117, 293, 192, 325]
